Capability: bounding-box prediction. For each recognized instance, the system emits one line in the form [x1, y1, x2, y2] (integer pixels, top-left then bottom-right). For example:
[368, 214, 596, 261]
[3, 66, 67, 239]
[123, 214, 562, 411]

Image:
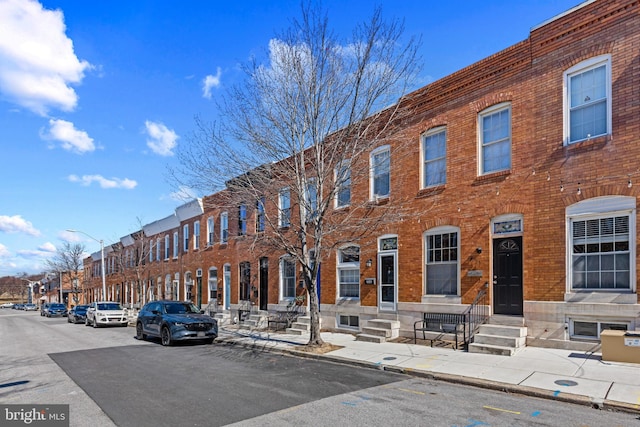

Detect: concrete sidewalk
[217, 326, 640, 414]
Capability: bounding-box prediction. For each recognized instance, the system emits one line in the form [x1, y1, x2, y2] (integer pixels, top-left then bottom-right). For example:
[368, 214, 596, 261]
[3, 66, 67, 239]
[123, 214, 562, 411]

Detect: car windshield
[163, 303, 200, 315]
[97, 303, 123, 310]
[51, 304, 65, 309]
[76, 306, 89, 312]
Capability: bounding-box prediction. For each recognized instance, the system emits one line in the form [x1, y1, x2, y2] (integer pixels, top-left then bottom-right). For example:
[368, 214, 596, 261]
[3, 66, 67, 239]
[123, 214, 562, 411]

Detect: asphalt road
[1, 310, 637, 427]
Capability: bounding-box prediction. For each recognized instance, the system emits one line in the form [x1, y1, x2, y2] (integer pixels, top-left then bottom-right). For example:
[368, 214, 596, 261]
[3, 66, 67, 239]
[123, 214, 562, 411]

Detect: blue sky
[0, 0, 582, 276]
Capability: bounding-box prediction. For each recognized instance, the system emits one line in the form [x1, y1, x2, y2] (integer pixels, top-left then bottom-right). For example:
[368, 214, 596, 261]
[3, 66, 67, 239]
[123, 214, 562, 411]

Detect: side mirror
[151, 310, 161, 315]
[200, 310, 205, 314]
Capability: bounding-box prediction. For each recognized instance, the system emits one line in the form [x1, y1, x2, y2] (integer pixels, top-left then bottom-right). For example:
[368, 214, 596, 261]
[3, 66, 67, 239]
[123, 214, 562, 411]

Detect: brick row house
[81, 0, 639, 350]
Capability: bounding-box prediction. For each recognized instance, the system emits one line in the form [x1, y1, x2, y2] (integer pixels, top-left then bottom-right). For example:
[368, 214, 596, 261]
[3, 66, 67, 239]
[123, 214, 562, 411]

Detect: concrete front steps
[468, 315, 527, 356]
[286, 315, 317, 335]
[355, 319, 400, 343]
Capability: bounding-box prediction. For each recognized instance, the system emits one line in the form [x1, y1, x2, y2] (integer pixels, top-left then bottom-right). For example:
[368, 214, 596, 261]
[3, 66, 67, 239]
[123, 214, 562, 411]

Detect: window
[156, 237, 161, 261]
[335, 160, 351, 208]
[164, 235, 170, 259]
[305, 178, 318, 222]
[565, 55, 611, 144]
[338, 315, 359, 328]
[173, 232, 179, 258]
[571, 320, 627, 340]
[239, 262, 251, 301]
[567, 197, 636, 292]
[238, 205, 247, 236]
[571, 216, 630, 290]
[149, 240, 154, 262]
[425, 227, 459, 295]
[422, 127, 446, 187]
[280, 257, 296, 299]
[371, 146, 390, 199]
[279, 188, 291, 228]
[479, 103, 511, 175]
[183, 224, 189, 252]
[220, 212, 228, 243]
[208, 267, 218, 300]
[337, 246, 360, 298]
[256, 197, 265, 233]
[193, 221, 200, 250]
[207, 216, 214, 246]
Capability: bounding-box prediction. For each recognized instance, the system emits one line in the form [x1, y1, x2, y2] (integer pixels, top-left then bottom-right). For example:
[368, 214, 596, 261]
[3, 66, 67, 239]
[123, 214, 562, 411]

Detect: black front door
[259, 258, 268, 311]
[493, 237, 523, 315]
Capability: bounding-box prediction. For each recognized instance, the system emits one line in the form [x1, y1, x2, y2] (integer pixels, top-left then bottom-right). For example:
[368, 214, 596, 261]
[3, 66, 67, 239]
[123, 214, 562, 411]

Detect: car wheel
[160, 326, 173, 346]
[204, 338, 215, 345]
[136, 322, 147, 340]
[67, 316, 72, 323]
[92, 317, 98, 328]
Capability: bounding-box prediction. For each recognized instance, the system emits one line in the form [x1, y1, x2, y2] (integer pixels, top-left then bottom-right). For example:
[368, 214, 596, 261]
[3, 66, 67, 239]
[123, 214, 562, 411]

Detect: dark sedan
[46, 303, 68, 317]
[136, 301, 218, 346]
[68, 304, 90, 324]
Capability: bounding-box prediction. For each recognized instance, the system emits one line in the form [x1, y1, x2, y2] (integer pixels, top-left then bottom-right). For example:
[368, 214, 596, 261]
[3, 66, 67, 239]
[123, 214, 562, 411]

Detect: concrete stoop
[468, 316, 527, 356]
[356, 319, 400, 343]
[286, 315, 315, 335]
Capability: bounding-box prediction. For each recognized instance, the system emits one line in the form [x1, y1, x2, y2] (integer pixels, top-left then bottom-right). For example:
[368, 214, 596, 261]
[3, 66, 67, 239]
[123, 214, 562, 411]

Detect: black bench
[267, 303, 302, 331]
[413, 312, 466, 349]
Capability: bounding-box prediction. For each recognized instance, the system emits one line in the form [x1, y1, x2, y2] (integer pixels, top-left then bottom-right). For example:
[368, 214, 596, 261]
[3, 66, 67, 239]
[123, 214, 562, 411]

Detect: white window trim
[220, 212, 228, 244]
[337, 245, 360, 300]
[279, 188, 291, 228]
[207, 217, 214, 246]
[565, 196, 636, 293]
[164, 235, 170, 260]
[478, 102, 511, 176]
[570, 318, 628, 341]
[193, 221, 200, 250]
[149, 239, 154, 262]
[420, 126, 447, 189]
[563, 54, 612, 145]
[183, 224, 189, 252]
[423, 226, 461, 296]
[208, 267, 218, 303]
[334, 160, 351, 209]
[279, 256, 296, 300]
[173, 232, 179, 259]
[370, 145, 390, 200]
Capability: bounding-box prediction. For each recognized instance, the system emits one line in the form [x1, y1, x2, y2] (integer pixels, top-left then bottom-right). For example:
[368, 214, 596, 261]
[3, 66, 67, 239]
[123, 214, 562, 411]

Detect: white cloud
[39, 242, 57, 253]
[0, 243, 10, 257]
[145, 120, 178, 156]
[0, 215, 41, 236]
[0, 0, 92, 115]
[202, 67, 222, 99]
[41, 119, 96, 153]
[168, 185, 197, 202]
[68, 174, 137, 189]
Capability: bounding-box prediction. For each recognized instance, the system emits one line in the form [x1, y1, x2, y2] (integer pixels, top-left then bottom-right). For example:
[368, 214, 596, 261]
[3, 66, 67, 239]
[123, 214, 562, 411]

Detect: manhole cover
[383, 356, 397, 361]
[554, 379, 578, 387]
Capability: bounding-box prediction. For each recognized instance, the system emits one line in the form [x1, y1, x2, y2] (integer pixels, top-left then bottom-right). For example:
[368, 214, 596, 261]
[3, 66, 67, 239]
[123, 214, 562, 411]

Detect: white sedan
[85, 301, 128, 328]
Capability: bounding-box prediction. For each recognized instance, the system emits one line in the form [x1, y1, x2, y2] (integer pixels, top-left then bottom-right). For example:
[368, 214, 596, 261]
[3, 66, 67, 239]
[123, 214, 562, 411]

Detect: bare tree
[171, 3, 420, 347]
[111, 229, 153, 307]
[46, 242, 86, 305]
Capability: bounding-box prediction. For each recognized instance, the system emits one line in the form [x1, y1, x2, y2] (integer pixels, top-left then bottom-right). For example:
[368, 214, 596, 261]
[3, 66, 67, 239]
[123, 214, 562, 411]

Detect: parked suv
[86, 301, 128, 328]
[136, 300, 218, 346]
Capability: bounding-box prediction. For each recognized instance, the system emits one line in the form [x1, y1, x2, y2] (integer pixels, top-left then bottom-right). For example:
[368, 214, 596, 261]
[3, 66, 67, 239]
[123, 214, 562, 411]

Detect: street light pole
[66, 229, 107, 301]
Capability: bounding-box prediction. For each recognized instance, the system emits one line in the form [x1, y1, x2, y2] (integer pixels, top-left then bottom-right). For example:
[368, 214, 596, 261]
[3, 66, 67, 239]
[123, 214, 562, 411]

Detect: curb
[215, 335, 640, 416]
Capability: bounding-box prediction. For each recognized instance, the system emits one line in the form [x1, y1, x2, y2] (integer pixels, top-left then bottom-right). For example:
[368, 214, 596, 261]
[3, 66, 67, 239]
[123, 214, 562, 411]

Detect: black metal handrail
[462, 282, 489, 350]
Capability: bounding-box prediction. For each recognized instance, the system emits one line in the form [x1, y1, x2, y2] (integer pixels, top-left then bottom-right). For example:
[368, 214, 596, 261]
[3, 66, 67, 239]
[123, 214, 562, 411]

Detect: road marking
[397, 387, 425, 395]
[483, 405, 521, 415]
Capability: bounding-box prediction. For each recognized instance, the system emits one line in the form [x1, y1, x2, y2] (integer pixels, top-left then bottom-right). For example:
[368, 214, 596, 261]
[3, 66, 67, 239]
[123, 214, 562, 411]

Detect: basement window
[338, 315, 359, 329]
[570, 320, 627, 340]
